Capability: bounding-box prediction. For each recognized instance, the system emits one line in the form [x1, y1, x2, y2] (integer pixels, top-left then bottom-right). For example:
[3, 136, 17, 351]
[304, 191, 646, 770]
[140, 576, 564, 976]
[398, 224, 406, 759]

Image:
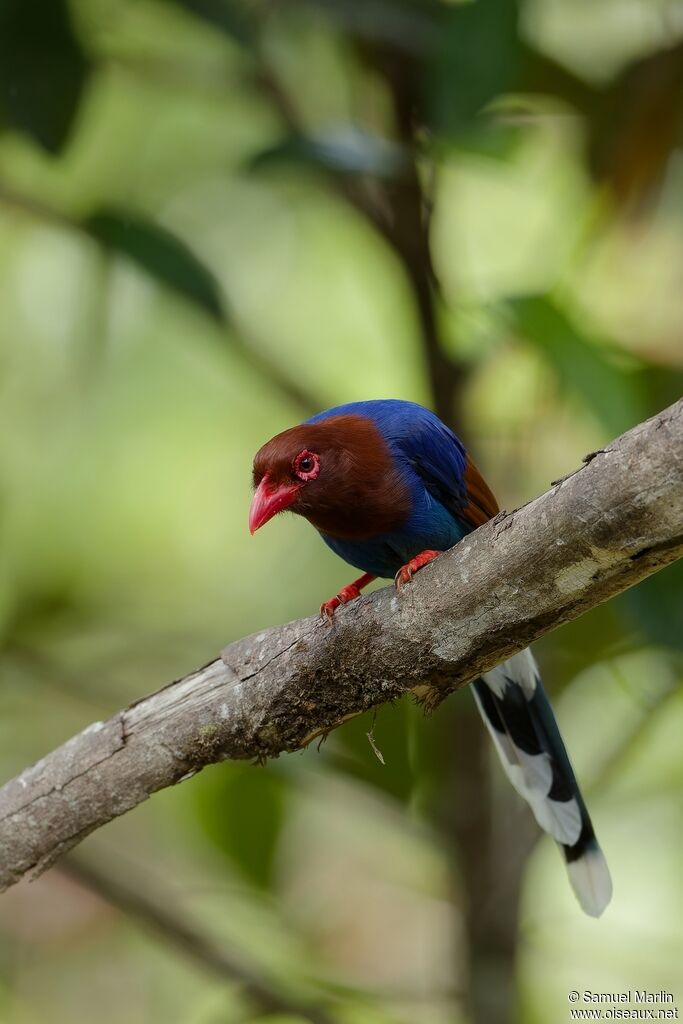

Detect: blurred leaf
[248, 1017, 314, 1024]
[0, 0, 90, 152]
[516, 42, 598, 116]
[437, 120, 523, 163]
[425, 0, 520, 135]
[85, 208, 225, 321]
[619, 561, 683, 651]
[508, 295, 647, 436]
[250, 127, 409, 179]
[639, 365, 683, 413]
[1, 583, 81, 652]
[161, 0, 255, 46]
[195, 763, 288, 888]
[535, 601, 638, 687]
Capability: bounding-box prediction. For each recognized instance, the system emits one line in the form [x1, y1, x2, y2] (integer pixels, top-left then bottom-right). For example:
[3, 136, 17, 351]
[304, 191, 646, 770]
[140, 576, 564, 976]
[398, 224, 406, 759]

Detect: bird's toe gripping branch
[320, 573, 376, 622]
[395, 550, 442, 590]
[320, 584, 361, 621]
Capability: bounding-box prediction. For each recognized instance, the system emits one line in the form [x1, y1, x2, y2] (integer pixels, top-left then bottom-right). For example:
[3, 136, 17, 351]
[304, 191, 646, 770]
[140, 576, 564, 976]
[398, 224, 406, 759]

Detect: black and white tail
[472, 648, 612, 917]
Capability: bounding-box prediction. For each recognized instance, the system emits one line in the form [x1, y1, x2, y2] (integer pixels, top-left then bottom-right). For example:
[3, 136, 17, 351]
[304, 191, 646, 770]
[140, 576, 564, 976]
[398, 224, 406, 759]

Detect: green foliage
[425, 0, 521, 134]
[0, 0, 90, 152]
[620, 562, 683, 651]
[194, 763, 289, 888]
[85, 208, 225, 321]
[508, 294, 647, 436]
[162, 0, 255, 47]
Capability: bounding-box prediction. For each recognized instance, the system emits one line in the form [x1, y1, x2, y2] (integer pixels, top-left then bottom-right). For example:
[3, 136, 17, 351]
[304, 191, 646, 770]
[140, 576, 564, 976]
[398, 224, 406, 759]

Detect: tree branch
[0, 399, 681, 892]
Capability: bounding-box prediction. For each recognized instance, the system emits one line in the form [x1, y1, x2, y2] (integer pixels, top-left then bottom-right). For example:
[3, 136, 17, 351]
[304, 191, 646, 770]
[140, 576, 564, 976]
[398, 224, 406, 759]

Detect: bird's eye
[293, 449, 320, 481]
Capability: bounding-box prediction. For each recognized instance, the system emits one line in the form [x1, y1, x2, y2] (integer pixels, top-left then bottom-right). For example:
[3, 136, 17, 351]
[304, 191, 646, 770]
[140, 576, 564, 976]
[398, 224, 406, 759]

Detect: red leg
[395, 549, 442, 590]
[321, 573, 376, 621]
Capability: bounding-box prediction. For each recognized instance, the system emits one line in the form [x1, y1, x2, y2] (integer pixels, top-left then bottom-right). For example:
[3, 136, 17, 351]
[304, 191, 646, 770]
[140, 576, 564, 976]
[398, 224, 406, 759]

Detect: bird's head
[249, 414, 410, 539]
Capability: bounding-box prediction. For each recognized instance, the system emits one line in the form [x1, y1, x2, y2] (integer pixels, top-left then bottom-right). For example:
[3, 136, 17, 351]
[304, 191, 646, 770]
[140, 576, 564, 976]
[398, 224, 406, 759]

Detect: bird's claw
[394, 550, 441, 591]
[320, 582, 362, 622]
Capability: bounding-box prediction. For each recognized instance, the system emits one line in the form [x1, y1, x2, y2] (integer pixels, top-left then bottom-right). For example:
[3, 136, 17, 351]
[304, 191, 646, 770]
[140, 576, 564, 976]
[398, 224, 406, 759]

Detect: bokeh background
[1, 1, 683, 1022]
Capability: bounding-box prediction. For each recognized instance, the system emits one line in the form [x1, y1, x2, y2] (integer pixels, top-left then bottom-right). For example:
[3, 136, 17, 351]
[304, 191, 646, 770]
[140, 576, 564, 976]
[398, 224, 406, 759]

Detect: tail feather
[566, 842, 613, 918]
[472, 648, 612, 917]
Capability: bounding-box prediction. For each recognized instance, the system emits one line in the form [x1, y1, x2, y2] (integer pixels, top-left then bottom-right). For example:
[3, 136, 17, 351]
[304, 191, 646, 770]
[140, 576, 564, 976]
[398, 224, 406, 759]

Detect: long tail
[471, 648, 612, 917]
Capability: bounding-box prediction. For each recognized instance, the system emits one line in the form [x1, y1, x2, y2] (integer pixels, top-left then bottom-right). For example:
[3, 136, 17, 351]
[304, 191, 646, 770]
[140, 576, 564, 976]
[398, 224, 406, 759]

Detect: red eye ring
[293, 449, 320, 481]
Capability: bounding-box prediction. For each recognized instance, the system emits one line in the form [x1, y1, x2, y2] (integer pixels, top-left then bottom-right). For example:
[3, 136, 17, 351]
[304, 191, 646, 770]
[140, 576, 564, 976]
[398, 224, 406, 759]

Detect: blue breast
[319, 501, 470, 578]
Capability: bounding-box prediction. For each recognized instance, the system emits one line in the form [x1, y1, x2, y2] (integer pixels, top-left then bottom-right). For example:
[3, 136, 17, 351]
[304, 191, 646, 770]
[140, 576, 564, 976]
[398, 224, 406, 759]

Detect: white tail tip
[567, 845, 613, 917]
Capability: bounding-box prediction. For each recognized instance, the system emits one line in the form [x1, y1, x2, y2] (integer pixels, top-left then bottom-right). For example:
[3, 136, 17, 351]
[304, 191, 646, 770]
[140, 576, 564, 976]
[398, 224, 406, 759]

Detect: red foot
[395, 550, 442, 590]
[320, 573, 375, 622]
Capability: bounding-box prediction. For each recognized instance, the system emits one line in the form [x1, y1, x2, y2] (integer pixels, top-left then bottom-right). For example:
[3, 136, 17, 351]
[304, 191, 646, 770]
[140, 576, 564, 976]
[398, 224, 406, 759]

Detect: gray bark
[0, 398, 681, 893]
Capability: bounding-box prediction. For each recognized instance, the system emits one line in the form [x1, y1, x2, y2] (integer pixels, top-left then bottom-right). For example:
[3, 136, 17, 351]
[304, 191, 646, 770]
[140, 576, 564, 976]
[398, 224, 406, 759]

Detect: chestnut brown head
[249, 414, 411, 539]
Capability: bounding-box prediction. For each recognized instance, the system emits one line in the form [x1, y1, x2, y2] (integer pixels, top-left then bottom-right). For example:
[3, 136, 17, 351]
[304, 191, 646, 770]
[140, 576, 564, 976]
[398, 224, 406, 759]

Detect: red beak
[249, 474, 300, 534]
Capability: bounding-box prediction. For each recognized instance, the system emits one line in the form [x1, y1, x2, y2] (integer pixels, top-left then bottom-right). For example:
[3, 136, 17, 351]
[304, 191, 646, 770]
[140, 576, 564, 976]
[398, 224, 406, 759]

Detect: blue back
[307, 400, 471, 577]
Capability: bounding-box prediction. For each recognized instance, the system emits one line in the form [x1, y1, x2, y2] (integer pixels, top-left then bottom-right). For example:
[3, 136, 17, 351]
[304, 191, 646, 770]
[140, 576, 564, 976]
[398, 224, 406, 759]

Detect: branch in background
[62, 855, 333, 1024]
[0, 399, 680, 893]
[348, 44, 497, 1024]
[373, 47, 466, 428]
[255, 42, 466, 428]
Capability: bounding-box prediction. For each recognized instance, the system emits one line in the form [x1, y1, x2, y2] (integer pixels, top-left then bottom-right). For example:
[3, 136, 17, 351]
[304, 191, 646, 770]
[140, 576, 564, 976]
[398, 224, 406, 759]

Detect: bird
[249, 398, 612, 917]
